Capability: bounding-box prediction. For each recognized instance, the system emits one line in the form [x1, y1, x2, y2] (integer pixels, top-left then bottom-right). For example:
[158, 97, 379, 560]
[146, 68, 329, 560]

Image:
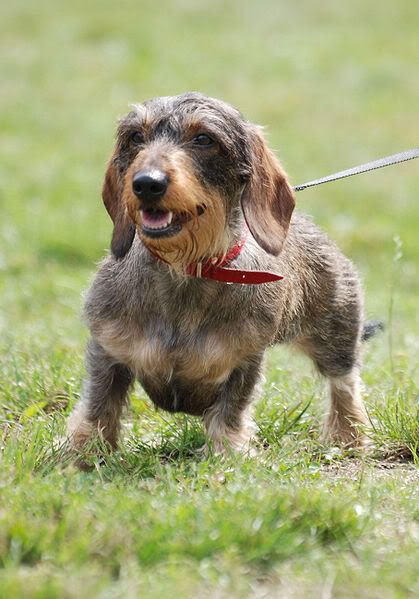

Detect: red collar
[148, 233, 283, 285]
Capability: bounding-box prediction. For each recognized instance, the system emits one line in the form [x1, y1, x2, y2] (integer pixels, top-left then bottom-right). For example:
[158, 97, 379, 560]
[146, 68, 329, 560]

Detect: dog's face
[102, 92, 295, 265]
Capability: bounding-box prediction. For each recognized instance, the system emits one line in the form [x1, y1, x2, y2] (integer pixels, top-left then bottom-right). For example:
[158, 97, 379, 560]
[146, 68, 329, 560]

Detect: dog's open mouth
[140, 206, 205, 238]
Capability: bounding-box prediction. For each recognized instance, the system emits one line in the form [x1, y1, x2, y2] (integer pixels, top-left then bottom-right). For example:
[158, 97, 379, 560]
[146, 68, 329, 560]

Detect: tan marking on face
[122, 147, 230, 266]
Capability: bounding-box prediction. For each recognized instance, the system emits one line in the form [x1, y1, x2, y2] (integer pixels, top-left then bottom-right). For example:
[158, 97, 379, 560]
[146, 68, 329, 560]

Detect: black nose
[132, 170, 168, 202]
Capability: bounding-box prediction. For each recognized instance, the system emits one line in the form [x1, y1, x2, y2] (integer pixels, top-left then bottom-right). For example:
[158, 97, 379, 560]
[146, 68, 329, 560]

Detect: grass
[0, 0, 418, 596]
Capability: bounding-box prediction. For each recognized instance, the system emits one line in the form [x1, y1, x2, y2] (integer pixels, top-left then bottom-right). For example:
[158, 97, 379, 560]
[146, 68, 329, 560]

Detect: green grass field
[1, 1, 418, 596]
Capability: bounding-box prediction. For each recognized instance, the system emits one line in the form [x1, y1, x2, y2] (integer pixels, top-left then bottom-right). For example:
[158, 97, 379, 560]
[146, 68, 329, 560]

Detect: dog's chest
[95, 317, 251, 385]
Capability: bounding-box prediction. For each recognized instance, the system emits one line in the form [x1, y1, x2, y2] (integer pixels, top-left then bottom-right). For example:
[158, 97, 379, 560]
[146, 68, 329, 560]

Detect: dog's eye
[130, 131, 144, 145]
[193, 134, 215, 147]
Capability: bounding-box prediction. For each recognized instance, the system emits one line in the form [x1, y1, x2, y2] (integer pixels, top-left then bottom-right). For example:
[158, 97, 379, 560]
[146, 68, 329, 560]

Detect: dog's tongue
[141, 210, 173, 229]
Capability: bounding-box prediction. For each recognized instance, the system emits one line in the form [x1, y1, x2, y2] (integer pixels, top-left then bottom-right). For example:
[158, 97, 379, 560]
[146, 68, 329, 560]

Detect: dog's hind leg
[67, 338, 133, 452]
[295, 269, 369, 447]
[326, 368, 369, 446]
[297, 332, 369, 447]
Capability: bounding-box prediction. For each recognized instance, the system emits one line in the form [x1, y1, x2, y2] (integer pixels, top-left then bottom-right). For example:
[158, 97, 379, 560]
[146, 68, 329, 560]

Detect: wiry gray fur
[67, 93, 378, 457]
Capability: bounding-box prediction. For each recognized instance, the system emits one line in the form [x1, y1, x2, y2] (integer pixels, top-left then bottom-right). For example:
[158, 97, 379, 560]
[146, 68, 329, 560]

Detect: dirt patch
[320, 459, 419, 486]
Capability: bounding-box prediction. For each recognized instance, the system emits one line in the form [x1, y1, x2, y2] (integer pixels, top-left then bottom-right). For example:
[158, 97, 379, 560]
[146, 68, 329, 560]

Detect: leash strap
[294, 147, 419, 192]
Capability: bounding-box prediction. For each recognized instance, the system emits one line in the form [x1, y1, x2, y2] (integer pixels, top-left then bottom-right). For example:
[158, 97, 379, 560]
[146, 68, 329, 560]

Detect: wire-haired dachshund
[67, 92, 379, 458]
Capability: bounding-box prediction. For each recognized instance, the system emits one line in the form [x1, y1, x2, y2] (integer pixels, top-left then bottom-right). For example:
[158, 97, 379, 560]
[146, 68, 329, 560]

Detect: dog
[67, 92, 380, 457]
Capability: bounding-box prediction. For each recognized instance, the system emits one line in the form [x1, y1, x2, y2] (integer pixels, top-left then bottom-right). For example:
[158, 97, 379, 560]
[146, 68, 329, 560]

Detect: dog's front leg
[203, 354, 264, 455]
[67, 338, 133, 454]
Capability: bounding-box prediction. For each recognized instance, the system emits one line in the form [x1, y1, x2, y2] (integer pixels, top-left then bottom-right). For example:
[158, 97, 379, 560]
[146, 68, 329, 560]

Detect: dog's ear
[241, 127, 295, 256]
[102, 156, 135, 259]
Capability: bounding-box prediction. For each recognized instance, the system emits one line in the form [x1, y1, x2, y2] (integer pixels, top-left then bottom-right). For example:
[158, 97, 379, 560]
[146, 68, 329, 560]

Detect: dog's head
[102, 93, 295, 265]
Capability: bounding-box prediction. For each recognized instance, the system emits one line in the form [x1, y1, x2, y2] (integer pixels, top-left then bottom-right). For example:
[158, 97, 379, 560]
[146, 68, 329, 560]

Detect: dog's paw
[198, 436, 258, 459]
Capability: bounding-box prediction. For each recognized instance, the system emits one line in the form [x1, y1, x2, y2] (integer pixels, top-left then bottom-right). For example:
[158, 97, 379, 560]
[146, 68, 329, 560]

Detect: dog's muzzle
[132, 169, 207, 239]
[132, 169, 179, 237]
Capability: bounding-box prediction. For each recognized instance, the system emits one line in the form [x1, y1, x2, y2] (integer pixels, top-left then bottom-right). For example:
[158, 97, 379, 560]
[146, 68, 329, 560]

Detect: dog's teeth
[141, 210, 174, 230]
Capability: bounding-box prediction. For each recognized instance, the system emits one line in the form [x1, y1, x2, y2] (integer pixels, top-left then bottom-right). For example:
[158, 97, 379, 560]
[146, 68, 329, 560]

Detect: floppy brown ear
[241, 128, 295, 256]
[102, 156, 135, 259]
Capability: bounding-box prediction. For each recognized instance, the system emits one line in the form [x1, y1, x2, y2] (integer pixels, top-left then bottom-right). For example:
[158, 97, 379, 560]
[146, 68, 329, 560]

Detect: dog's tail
[362, 319, 385, 342]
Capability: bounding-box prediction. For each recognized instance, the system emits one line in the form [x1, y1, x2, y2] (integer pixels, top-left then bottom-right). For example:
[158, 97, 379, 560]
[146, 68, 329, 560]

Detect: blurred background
[1, 0, 418, 373]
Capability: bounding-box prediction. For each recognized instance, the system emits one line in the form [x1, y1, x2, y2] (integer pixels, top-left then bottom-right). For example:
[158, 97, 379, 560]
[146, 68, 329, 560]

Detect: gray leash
[294, 147, 419, 192]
